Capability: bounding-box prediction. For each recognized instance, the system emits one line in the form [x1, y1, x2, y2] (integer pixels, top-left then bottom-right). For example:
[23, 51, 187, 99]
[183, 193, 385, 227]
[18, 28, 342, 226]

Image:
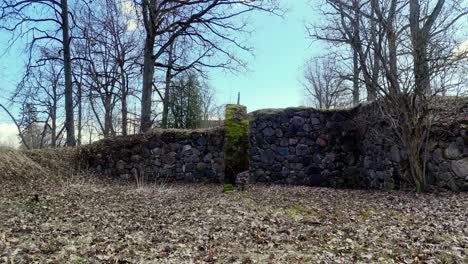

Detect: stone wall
[248, 98, 468, 191]
[427, 101, 468, 191]
[82, 98, 467, 191]
[81, 128, 224, 183]
[249, 107, 362, 188]
[357, 100, 468, 191]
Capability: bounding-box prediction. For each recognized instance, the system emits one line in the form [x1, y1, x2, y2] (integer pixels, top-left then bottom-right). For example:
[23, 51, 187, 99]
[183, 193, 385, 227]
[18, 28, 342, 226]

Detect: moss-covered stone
[223, 183, 234, 193]
[224, 104, 249, 185]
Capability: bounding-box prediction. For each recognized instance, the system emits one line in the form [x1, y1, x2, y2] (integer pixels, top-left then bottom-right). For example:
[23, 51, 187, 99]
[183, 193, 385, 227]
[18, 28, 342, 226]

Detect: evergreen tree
[167, 73, 204, 129]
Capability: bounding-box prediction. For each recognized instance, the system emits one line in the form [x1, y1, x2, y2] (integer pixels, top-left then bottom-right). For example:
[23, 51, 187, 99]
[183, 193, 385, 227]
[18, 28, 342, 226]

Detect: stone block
[263, 127, 275, 137]
[316, 137, 327, 147]
[444, 142, 462, 160]
[390, 145, 401, 162]
[278, 147, 289, 156]
[182, 145, 192, 153]
[452, 158, 468, 178]
[261, 149, 276, 165]
[310, 117, 320, 125]
[289, 138, 298, 146]
[296, 144, 309, 156]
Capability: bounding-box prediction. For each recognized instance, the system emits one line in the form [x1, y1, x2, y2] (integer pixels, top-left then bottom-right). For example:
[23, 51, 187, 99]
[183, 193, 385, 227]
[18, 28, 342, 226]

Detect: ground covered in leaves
[0, 179, 467, 263]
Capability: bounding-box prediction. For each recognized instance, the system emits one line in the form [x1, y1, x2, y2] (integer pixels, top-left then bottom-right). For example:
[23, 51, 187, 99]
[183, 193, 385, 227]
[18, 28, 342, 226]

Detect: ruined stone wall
[81, 98, 467, 191]
[82, 128, 224, 183]
[249, 99, 468, 191]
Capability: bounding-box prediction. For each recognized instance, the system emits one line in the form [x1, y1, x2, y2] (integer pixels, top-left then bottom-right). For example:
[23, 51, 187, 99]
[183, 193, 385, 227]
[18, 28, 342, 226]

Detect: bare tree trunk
[161, 42, 175, 129]
[352, 0, 360, 106]
[409, 142, 426, 193]
[51, 91, 57, 148]
[0, 104, 30, 149]
[140, 33, 156, 132]
[387, 0, 400, 96]
[39, 115, 50, 149]
[368, 0, 379, 101]
[350, 0, 377, 104]
[89, 91, 105, 135]
[411, 32, 431, 94]
[77, 81, 82, 145]
[403, 124, 426, 192]
[120, 68, 128, 136]
[104, 96, 113, 138]
[61, 0, 75, 146]
[410, 0, 444, 95]
[352, 48, 360, 105]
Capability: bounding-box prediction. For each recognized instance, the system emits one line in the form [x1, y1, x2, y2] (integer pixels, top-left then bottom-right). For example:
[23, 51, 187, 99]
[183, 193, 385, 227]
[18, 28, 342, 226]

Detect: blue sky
[0, 1, 320, 145]
[210, 1, 318, 111]
[0, 37, 24, 124]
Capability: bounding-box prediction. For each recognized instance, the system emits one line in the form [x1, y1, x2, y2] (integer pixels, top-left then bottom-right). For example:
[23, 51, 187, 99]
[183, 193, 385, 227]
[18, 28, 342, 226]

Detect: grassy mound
[0, 147, 49, 184]
[0, 147, 81, 192]
[23, 147, 82, 176]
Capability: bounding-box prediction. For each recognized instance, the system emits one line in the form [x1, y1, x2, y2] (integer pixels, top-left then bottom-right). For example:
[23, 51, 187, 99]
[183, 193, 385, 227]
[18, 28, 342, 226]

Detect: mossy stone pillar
[224, 104, 249, 189]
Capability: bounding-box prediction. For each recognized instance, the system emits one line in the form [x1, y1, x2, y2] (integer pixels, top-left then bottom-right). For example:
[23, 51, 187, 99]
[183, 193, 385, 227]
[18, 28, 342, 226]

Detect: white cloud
[127, 19, 138, 32]
[0, 123, 19, 148]
[452, 39, 468, 58]
[121, 0, 138, 32]
[122, 0, 136, 15]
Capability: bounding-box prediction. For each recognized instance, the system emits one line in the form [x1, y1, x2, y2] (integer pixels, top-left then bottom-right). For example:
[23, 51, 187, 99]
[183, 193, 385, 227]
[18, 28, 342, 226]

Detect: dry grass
[0, 148, 467, 263]
[23, 147, 83, 176]
[0, 148, 49, 185]
[0, 147, 83, 193]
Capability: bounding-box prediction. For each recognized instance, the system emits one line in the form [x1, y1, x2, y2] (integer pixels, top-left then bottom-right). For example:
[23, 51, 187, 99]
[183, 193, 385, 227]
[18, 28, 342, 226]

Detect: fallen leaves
[0, 181, 467, 263]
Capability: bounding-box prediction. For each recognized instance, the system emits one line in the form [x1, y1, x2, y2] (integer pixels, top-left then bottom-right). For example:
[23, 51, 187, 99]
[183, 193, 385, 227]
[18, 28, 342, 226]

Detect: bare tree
[104, 0, 142, 136]
[76, 21, 120, 138]
[135, 0, 281, 132]
[73, 0, 142, 138]
[2, 47, 68, 149]
[375, 0, 466, 192]
[301, 56, 351, 109]
[24, 59, 64, 148]
[308, 0, 364, 104]
[73, 58, 85, 145]
[312, 0, 467, 192]
[160, 41, 176, 129]
[0, 0, 80, 146]
[199, 82, 218, 126]
[307, 0, 396, 103]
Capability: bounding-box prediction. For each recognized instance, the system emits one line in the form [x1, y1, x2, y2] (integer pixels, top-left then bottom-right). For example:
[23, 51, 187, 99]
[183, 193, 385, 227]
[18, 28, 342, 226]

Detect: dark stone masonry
[249, 107, 362, 188]
[82, 98, 468, 191]
[249, 100, 468, 191]
[82, 128, 225, 183]
[250, 108, 364, 187]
